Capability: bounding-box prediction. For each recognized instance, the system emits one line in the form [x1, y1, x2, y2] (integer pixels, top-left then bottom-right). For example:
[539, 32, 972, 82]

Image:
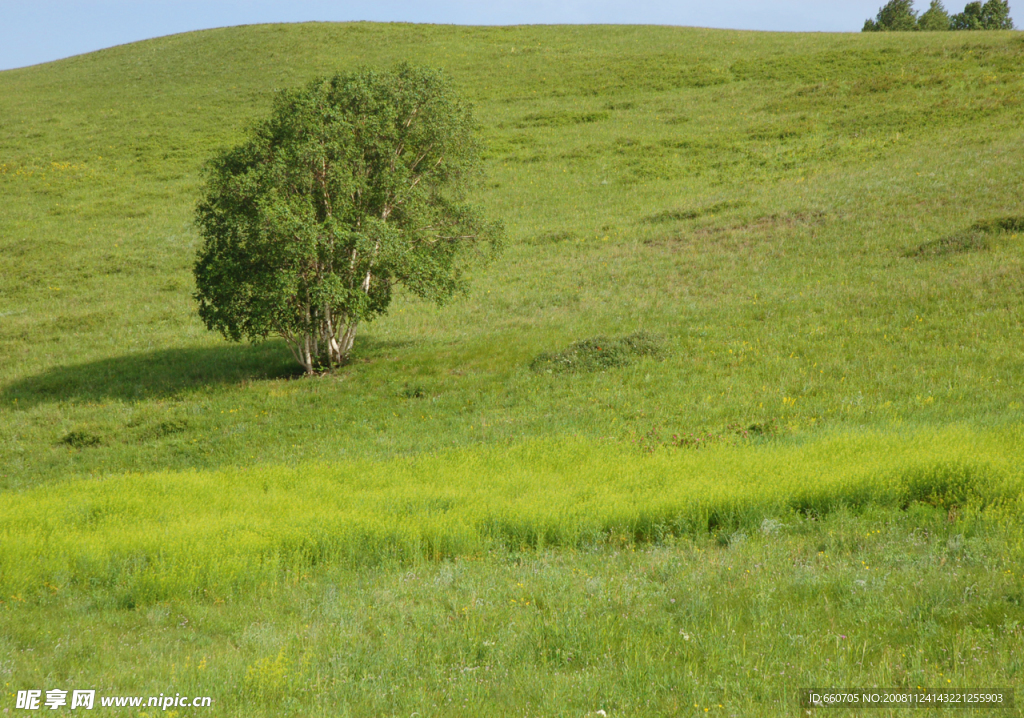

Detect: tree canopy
[863, 0, 919, 31]
[193, 64, 503, 374]
[952, 0, 1015, 28]
[918, 1, 953, 30]
[863, 0, 1014, 30]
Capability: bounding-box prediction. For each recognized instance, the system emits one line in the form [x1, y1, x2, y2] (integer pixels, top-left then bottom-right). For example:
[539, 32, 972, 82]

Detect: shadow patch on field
[642, 199, 745, 225]
[523, 230, 577, 246]
[351, 336, 416, 362]
[905, 216, 1024, 259]
[732, 48, 911, 85]
[747, 117, 817, 141]
[511, 110, 609, 129]
[568, 55, 732, 95]
[643, 209, 826, 248]
[2, 342, 300, 407]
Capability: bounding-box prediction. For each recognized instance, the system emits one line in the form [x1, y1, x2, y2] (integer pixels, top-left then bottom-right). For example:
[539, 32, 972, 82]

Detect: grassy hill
[2, 23, 1023, 486]
[1, 22, 1023, 716]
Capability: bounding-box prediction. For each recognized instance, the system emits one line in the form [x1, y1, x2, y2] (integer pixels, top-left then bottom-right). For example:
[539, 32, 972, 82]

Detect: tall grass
[3, 425, 1021, 607]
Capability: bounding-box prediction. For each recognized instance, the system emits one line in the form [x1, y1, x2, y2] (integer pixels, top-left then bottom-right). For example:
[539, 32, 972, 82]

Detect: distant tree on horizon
[951, 0, 1015, 28]
[863, 0, 919, 31]
[918, 0, 953, 29]
[863, 0, 1014, 30]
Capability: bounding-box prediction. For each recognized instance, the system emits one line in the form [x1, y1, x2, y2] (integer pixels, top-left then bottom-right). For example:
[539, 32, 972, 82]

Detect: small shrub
[973, 216, 1024, 233]
[155, 420, 188, 438]
[60, 430, 102, 448]
[746, 419, 780, 436]
[133, 418, 189, 442]
[530, 332, 660, 374]
[401, 385, 426, 399]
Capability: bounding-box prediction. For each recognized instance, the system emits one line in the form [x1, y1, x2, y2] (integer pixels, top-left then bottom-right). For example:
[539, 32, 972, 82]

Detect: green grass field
[1, 22, 1023, 716]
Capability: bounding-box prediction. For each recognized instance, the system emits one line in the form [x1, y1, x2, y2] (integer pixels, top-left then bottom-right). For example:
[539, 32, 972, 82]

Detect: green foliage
[918, 0, 953, 30]
[863, 0, 919, 31]
[864, 0, 1014, 30]
[952, 0, 1016, 28]
[193, 63, 503, 374]
[954, 1, 989, 27]
[529, 332, 660, 373]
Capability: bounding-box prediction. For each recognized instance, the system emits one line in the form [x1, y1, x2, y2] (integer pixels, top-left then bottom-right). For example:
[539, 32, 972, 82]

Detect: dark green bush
[60, 430, 103, 448]
[401, 385, 427, 399]
[530, 332, 660, 373]
[973, 216, 1024, 233]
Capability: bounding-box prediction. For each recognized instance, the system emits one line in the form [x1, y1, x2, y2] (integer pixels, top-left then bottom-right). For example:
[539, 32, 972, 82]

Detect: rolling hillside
[1, 23, 1022, 486]
[1, 23, 1023, 717]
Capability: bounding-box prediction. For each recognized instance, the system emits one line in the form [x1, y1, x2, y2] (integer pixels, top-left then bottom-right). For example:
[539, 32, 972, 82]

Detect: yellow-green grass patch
[3, 425, 1021, 607]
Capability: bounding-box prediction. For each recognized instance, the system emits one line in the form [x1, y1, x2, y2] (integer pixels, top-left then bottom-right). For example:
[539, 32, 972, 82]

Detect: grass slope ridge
[3, 425, 1021, 607]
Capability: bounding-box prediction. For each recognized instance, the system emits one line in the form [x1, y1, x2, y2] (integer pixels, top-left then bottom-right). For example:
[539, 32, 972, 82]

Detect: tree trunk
[333, 322, 358, 365]
[301, 334, 314, 375]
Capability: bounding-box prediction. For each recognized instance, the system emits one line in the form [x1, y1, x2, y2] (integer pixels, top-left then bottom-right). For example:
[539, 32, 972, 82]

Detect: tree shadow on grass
[2, 342, 303, 407]
[2, 336, 419, 408]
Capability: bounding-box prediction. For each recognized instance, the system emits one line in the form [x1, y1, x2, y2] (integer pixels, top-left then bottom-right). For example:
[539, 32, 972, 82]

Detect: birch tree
[193, 64, 502, 373]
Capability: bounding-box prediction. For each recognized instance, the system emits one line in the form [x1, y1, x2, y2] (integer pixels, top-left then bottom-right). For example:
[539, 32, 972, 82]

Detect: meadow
[1, 21, 1023, 716]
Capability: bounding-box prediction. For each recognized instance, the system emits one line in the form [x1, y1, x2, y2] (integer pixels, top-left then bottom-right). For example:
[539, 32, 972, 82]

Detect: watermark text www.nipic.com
[14, 689, 213, 710]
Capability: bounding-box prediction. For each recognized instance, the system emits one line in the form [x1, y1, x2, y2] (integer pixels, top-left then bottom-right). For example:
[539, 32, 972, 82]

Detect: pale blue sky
[0, 1, 1003, 72]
